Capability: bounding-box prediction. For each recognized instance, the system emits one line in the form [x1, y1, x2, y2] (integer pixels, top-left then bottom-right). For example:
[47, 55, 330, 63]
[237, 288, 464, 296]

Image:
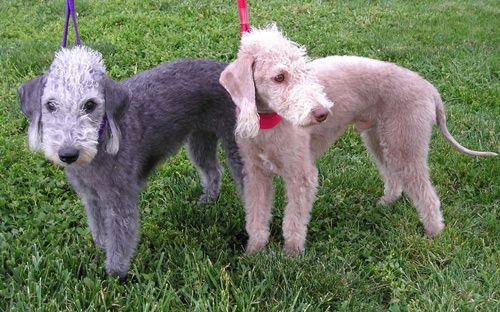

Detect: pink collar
[259, 112, 282, 130]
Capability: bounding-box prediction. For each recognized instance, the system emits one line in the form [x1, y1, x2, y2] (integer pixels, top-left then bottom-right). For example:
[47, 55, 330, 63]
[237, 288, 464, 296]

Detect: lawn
[0, 0, 499, 310]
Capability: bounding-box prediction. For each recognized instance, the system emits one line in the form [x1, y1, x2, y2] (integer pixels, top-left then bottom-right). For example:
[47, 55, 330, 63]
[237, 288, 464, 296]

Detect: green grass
[1, 0, 499, 310]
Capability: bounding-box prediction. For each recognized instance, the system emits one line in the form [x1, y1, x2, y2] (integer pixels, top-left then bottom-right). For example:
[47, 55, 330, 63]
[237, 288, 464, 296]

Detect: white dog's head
[220, 24, 333, 138]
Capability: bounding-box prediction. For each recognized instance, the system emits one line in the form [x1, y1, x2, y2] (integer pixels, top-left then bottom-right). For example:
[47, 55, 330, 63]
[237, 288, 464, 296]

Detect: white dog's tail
[434, 92, 497, 157]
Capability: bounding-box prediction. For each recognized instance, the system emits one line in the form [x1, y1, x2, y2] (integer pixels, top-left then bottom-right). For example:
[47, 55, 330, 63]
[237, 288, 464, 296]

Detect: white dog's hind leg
[384, 133, 444, 236]
[360, 128, 402, 205]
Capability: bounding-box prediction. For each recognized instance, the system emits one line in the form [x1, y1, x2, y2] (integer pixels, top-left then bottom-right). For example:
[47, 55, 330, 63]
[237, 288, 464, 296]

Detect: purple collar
[98, 115, 108, 140]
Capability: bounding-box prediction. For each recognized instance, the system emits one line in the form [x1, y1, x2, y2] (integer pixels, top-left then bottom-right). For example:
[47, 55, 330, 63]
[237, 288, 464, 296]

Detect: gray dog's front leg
[103, 195, 139, 279]
[81, 193, 106, 250]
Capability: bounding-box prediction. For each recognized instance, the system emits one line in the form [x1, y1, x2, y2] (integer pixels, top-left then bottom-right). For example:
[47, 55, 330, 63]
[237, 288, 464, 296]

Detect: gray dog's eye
[46, 101, 57, 112]
[274, 74, 285, 83]
[84, 100, 97, 113]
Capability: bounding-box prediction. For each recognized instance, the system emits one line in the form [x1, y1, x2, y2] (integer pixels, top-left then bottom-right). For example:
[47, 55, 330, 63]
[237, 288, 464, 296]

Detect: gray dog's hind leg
[103, 194, 140, 279]
[222, 137, 245, 196]
[186, 131, 223, 203]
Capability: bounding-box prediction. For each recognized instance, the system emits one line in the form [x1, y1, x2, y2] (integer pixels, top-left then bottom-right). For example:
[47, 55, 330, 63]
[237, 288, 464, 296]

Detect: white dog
[220, 25, 497, 255]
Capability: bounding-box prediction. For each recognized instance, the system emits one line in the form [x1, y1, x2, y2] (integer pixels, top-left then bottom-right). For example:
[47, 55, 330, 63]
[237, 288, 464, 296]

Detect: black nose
[58, 147, 80, 164]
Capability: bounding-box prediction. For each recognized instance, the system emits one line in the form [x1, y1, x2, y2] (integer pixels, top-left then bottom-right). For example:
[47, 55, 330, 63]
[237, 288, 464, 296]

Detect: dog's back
[114, 59, 239, 177]
[308, 56, 440, 153]
[310, 56, 435, 113]
[309, 56, 496, 157]
[121, 59, 235, 139]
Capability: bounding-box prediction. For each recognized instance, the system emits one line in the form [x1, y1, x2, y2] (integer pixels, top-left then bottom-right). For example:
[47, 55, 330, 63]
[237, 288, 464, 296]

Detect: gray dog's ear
[103, 77, 130, 154]
[220, 53, 260, 138]
[18, 75, 47, 151]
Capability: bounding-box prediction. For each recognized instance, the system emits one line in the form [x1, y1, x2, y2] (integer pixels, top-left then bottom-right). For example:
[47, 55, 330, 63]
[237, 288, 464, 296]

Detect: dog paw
[424, 220, 444, 237]
[378, 195, 397, 206]
[106, 267, 128, 281]
[285, 234, 306, 256]
[284, 240, 305, 256]
[105, 260, 129, 281]
[246, 239, 267, 255]
[197, 193, 218, 204]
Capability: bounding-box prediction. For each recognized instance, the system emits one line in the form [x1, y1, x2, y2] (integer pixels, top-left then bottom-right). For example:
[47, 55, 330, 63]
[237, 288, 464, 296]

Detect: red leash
[237, 0, 250, 34]
[236, 0, 282, 129]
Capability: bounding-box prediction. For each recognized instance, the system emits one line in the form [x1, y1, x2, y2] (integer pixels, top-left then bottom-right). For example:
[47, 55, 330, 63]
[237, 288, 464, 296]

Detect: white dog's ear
[103, 77, 130, 154]
[220, 54, 260, 138]
[18, 75, 47, 151]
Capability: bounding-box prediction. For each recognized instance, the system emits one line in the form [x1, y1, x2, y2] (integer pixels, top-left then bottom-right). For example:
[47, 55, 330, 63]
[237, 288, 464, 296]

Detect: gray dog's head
[18, 46, 130, 166]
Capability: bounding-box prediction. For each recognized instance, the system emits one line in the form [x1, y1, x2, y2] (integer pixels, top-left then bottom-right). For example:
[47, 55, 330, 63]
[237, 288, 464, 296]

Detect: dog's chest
[254, 130, 291, 173]
[256, 140, 304, 175]
[258, 151, 279, 172]
[242, 124, 311, 175]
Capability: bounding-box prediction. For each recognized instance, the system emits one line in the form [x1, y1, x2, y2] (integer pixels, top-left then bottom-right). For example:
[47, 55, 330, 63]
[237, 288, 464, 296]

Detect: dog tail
[434, 92, 497, 157]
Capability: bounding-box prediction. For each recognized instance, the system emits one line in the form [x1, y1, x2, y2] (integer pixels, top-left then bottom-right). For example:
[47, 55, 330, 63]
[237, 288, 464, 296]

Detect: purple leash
[61, 0, 81, 48]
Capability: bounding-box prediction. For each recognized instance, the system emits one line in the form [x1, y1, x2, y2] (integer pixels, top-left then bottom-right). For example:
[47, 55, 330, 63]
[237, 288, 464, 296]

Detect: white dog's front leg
[244, 165, 274, 255]
[282, 164, 318, 256]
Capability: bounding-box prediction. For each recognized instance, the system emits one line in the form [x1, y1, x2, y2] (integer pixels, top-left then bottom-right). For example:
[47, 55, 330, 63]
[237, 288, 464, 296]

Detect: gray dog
[18, 46, 244, 278]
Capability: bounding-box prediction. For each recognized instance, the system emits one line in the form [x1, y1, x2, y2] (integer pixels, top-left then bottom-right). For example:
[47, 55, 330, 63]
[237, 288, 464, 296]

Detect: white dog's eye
[46, 101, 57, 113]
[274, 74, 285, 83]
[84, 100, 97, 113]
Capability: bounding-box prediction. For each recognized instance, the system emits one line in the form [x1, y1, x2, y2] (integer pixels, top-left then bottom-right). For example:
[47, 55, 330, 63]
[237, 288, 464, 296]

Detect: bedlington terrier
[219, 25, 497, 256]
[18, 46, 244, 278]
